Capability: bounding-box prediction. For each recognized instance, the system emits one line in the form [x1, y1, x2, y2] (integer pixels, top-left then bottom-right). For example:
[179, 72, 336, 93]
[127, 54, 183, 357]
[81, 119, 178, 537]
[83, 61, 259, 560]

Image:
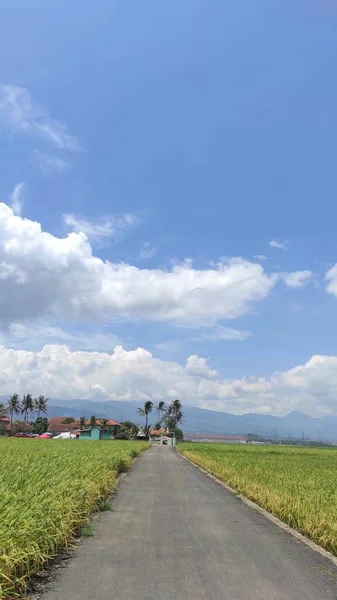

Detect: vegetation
[0, 394, 50, 436]
[34, 396, 48, 419]
[178, 442, 337, 555]
[115, 421, 139, 440]
[32, 417, 49, 435]
[0, 438, 149, 598]
[137, 400, 153, 432]
[155, 400, 165, 424]
[162, 399, 183, 432]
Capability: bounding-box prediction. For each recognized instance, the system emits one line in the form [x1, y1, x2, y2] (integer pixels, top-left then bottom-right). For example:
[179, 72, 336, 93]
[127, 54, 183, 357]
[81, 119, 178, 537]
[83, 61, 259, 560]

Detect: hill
[44, 399, 337, 442]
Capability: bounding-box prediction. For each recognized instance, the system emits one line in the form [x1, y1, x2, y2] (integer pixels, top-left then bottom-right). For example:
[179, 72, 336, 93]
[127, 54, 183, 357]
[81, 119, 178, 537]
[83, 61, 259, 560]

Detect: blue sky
[0, 0, 337, 415]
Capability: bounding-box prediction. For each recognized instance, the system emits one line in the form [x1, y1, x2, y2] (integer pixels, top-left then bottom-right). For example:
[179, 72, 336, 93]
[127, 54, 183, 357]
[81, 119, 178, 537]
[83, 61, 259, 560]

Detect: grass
[178, 442, 337, 556]
[0, 438, 149, 598]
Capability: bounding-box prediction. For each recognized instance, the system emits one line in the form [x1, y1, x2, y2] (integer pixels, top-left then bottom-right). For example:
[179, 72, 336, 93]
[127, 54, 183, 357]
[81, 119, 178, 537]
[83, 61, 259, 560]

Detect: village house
[0, 416, 11, 435]
[79, 425, 117, 440]
[48, 417, 121, 438]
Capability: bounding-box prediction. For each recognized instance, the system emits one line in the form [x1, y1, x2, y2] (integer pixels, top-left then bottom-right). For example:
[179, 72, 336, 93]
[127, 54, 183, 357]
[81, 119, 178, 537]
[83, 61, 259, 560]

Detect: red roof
[150, 427, 166, 436]
[0, 416, 10, 423]
[48, 417, 120, 433]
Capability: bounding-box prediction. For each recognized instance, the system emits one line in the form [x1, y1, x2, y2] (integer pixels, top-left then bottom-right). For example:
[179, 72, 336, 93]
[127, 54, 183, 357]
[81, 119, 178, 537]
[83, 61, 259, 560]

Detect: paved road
[43, 446, 337, 600]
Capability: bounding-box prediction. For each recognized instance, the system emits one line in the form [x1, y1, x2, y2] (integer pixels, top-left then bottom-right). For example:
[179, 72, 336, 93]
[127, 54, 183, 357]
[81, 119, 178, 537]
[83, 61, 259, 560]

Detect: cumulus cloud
[10, 182, 24, 215]
[282, 270, 313, 288]
[185, 355, 218, 379]
[0, 343, 336, 416]
[0, 204, 312, 328]
[63, 212, 140, 244]
[270, 239, 289, 250]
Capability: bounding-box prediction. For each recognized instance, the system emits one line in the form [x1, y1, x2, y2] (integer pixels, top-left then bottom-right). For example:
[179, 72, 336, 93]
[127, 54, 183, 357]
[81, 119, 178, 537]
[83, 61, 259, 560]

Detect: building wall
[91, 427, 101, 440]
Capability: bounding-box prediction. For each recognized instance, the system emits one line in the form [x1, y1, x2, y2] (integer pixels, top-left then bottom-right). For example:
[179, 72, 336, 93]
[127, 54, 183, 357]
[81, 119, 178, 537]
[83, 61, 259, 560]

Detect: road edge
[178, 451, 337, 567]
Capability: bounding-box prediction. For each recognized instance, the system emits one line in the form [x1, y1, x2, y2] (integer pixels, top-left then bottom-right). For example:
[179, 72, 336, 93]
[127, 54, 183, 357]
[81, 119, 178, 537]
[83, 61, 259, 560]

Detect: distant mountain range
[43, 399, 337, 442]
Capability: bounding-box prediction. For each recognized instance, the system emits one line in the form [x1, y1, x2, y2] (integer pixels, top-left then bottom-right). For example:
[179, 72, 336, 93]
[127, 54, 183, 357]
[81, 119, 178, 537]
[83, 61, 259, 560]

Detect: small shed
[79, 426, 115, 440]
[79, 426, 102, 440]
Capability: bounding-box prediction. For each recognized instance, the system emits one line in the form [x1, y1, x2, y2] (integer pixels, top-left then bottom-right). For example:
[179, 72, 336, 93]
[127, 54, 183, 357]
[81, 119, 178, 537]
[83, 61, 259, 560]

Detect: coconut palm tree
[172, 399, 183, 428]
[21, 394, 34, 423]
[155, 401, 165, 424]
[79, 416, 86, 430]
[34, 395, 48, 418]
[7, 394, 20, 433]
[0, 402, 6, 418]
[137, 401, 153, 431]
[89, 415, 97, 428]
[100, 418, 109, 431]
[163, 399, 183, 431]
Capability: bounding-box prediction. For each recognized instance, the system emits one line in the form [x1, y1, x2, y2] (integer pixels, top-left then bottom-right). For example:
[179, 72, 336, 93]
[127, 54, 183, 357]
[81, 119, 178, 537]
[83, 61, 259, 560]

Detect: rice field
[178, 442, 337, 555]
[0, 438, 149, 598]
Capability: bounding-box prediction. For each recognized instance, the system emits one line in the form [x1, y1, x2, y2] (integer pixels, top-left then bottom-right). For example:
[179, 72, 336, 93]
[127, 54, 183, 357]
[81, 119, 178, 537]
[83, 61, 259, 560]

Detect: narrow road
[43, 446, 337, 600]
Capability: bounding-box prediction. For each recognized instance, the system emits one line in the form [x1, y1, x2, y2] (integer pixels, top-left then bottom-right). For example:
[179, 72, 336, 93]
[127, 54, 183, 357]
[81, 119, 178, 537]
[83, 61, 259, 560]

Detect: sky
[1, 0, 337, 416]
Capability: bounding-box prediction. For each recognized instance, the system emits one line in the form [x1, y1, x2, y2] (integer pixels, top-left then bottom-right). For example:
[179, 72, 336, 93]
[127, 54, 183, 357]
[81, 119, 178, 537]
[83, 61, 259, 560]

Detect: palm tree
[137, 401, 153, 430]
[155, 401, 165, 424]
[21, 394, 34, 423]
[7, 394, 20, 433]
[100, 418, 109, 431]
[163, 399, 183, 431]
[0, 402, 6, 417]
[89, 415, 97, 428]
[34, 395, 48, 418]
[79, 416, 86, 430]
[172, 399, 183, 428]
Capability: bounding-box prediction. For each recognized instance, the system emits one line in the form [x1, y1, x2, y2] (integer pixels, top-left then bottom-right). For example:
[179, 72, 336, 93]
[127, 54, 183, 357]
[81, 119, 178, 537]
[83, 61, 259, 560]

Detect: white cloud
[185, 355, 218, 379]
[254, 254, 267, 261]
[0, 204, 311, 328]
[34, 150, 71, 173]
[0, 85, 81, 151]
[10, 182, 24, 215]
[270, 239, 289, 250]
[63, 212, 140, 244]
[198, 326, 251, 341]
[282, 270, 313, 288]
[0, 344, 336, 416]
[0, 322, 120, 353]
[138, 242, 157, 260]
[325, 264, 337, 297]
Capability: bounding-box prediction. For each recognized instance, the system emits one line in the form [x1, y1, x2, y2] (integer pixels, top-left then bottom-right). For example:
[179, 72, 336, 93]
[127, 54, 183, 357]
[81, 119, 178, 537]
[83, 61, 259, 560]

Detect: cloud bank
[0, 344, 336, 416]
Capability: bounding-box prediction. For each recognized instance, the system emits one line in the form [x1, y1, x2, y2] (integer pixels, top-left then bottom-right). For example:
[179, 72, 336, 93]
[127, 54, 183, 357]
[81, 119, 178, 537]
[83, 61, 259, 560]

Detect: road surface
[43, 446, 337, 600]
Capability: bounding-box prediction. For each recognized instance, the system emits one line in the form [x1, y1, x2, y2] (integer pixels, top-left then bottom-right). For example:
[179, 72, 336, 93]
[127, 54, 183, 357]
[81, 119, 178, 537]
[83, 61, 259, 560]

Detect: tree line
[0, 394, 48, 434]
[116, 399, 184, 440]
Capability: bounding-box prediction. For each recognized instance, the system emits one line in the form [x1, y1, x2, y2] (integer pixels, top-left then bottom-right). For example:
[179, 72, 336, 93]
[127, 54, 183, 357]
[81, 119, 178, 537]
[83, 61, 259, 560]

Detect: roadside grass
[0, 439, 149, 598]
[178, 443, 337, 556]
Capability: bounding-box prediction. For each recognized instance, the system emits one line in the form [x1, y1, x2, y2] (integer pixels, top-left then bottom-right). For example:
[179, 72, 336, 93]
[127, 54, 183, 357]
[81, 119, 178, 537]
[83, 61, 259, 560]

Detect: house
[0, 416, 10, 435]
[79, 426, 115, 440]
[48, 417, 121, 437]
[150, 427, 166, 437]
[149, 427, 175, 446]
[48, 417, 80, 436]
